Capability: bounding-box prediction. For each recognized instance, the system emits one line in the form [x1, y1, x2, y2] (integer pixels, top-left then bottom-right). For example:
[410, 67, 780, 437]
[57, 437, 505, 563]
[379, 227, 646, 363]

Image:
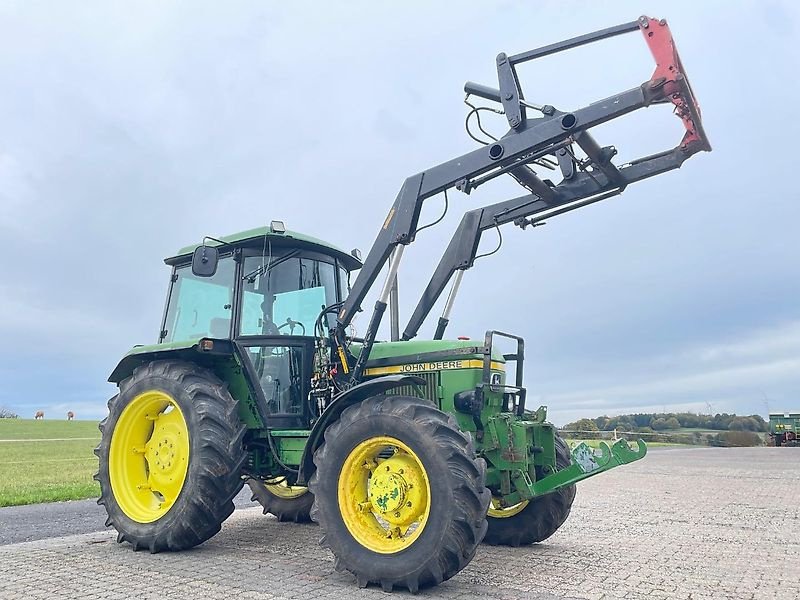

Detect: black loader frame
[332, 16, 709, 383]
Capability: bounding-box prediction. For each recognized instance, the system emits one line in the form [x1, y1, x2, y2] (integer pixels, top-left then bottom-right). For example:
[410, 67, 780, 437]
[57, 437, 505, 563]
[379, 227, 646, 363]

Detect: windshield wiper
[242, 250, 300, 282]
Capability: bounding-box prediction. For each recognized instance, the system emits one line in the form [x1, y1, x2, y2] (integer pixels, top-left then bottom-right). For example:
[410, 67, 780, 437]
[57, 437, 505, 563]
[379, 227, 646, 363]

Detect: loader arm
[336, 16, 709, 382]
[402, 141, 698, 341]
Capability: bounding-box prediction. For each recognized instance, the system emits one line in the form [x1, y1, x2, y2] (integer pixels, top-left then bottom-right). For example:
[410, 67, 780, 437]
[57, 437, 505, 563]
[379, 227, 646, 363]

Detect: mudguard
[296, 374, 424, 484]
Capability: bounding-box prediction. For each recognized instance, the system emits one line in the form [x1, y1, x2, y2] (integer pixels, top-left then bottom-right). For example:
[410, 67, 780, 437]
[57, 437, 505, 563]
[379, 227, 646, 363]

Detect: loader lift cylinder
[433, 269, 464, 340]
[347, 245, 405, 383]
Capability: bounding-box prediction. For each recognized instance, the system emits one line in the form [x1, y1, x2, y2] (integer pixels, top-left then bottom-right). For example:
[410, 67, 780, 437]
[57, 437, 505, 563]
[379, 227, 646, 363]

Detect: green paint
[769, 412, 800, 434]
[271, 433, 308, 465]
[172, 226, 360, 269]
[109, 344, 264, 429]
[123, 339, 199, 357]
[529, 439, 647, 496]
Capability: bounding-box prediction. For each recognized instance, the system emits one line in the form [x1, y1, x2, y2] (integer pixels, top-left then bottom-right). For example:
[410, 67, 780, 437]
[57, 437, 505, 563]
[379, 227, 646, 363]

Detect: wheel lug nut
[407, 502, 412, 507]
[394, 511, 401, 518]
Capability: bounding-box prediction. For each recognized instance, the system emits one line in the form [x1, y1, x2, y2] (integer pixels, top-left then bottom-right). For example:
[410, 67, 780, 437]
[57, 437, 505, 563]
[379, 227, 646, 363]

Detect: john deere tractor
[96, 16, 709, 592]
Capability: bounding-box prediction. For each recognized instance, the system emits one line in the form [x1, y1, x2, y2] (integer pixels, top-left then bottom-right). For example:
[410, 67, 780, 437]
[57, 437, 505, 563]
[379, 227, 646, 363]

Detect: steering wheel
[277, 318, 306, 336]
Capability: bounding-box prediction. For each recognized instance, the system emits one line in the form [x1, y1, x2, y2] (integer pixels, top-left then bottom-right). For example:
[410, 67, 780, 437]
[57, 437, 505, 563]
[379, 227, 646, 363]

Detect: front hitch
[528, 438, 647, 497]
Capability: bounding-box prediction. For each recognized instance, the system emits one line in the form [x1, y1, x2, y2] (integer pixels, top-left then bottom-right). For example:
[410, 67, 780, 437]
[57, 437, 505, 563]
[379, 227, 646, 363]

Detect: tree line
[562, 412, 768, 434]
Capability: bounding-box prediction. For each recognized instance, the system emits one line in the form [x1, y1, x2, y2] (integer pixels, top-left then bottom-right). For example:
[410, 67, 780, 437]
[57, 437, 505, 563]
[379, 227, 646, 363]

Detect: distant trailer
[769, 412, 800, 447]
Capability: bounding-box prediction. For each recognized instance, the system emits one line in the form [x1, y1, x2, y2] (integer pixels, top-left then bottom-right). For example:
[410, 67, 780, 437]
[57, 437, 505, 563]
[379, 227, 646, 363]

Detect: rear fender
[107, 339, 266, 429]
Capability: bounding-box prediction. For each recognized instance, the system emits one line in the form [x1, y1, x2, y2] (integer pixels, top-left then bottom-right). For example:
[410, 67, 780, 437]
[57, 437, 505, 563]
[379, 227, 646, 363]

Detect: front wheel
[483, 435, 576, 546]
[309, 395, 490, 593]
[94, 360, 246, 552]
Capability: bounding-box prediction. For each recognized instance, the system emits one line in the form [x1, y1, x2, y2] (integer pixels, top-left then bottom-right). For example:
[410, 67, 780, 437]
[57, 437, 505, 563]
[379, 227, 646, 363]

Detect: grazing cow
[67, 411, 75, 421]
[34, 410, 44, 420]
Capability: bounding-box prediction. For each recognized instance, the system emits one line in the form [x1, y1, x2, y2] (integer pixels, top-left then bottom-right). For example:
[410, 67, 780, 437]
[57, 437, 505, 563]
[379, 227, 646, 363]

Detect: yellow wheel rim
[264, 479, 309, 499]
[338, 436, 430, 554]
[109, 390, 190, 523]
[488, 496, 528, 518]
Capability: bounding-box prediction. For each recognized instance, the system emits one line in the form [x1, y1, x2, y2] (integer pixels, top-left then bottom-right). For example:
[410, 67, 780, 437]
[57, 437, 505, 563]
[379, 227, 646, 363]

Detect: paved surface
[0, 488, 256, 546]
[1, 447, 798, 599]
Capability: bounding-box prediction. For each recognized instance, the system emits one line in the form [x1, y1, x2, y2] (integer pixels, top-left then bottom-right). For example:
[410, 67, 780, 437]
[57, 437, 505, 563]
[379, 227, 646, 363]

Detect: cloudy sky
[0, 1, 797, 424]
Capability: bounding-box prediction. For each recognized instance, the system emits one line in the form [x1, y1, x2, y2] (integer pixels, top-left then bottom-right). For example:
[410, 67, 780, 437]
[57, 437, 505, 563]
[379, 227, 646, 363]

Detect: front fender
[296, 374, 424, 485]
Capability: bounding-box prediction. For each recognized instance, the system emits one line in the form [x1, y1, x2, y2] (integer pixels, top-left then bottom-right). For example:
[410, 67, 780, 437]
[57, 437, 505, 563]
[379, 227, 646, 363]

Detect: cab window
[240, 255, 337, 336]
[162, 257, 235, 342]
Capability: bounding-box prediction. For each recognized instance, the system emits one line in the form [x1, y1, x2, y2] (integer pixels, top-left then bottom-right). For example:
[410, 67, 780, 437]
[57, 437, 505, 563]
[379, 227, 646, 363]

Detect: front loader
[95, 16, 709, 593]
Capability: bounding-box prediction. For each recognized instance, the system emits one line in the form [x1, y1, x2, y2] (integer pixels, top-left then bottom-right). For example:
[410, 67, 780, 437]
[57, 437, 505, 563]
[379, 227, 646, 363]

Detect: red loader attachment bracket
[639, 16, 708, 153]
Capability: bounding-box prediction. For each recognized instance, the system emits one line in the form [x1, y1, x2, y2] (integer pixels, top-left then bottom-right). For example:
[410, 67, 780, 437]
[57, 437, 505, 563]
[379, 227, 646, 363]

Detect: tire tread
[95, 360, 246, 552]
[308, 394, 489, 593]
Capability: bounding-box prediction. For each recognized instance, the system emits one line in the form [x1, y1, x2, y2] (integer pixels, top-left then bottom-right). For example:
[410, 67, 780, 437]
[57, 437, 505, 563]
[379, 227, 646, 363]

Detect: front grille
[392, 371, 440, 403]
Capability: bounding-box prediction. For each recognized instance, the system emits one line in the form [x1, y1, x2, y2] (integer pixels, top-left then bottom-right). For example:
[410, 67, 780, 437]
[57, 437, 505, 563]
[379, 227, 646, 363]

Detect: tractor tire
[309, 395, 490, 593]
[246, 478, 314, 523]
[483, 434, 576, 547]
[94, 360, 246, 552]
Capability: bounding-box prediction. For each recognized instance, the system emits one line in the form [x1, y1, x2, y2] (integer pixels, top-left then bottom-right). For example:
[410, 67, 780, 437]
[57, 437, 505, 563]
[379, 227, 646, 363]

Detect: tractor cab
[159, 222, 362, 427]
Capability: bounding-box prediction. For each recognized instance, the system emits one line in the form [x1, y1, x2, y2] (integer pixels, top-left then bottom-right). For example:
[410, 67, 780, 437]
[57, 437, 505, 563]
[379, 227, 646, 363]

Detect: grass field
[663, 427, 721, 435]
[0, 419, 100, 507]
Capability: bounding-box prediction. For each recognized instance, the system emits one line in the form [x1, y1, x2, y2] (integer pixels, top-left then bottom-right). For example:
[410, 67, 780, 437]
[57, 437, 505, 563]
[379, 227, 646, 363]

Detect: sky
[0, 1, 797, 425]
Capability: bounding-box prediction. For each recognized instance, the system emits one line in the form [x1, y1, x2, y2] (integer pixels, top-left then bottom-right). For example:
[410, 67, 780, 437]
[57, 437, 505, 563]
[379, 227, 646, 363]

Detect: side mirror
[191, 245, 219, 277]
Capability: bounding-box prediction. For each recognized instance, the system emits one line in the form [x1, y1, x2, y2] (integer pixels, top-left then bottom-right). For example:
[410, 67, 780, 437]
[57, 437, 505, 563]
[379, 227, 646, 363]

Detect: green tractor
[95, 16, 709, 592]
[769, 412, 800, 447]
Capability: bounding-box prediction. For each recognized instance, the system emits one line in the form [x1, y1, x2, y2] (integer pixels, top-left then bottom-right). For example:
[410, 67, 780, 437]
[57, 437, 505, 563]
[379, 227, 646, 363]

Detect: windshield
[240, 254, 338, 336]
[162, 257, 235, 342]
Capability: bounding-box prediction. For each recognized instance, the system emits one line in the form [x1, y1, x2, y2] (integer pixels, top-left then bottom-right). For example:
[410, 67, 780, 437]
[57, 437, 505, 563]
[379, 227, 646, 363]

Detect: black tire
[246, 478, 314, 523]
[483, 435, 576, 547]
[309, 395, 490, 593]
[94, 360, 247, 552]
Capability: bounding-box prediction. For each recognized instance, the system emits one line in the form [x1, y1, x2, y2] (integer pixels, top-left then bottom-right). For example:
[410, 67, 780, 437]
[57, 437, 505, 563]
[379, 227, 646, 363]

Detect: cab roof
[167, 225, 363, 270]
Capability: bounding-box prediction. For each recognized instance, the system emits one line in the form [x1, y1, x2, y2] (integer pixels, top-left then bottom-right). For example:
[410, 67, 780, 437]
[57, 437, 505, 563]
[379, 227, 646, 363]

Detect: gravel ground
[0, 447, 798, 599]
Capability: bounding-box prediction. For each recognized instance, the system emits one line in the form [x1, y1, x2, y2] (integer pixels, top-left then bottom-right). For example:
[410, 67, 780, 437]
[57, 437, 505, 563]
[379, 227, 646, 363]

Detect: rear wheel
[95, 360, 246, 552]
[247, 478, 314, 522]
[309, 395, 489, 593]
[483, 435, 576, 546]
